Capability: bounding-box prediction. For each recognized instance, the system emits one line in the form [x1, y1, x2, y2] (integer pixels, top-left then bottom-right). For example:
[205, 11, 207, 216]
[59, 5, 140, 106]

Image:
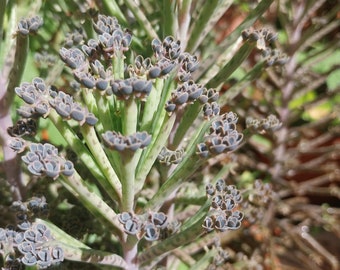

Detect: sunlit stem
[122, 96, 138, 136]
[81, 125, 122, 203]
[122, 0, 159, 40]
[121, 149, 140, 212]
[143, 119, 212, 212]
[122, 235, 139, 270]
[140, 78, 164, 132]
[135, 113, 176, 194]
[48, 111, 104, 181]
[60, 172, 123, 238]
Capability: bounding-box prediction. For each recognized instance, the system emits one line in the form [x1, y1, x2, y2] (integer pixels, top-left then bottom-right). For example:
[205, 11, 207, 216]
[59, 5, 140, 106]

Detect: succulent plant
[1, 1, 339, 270]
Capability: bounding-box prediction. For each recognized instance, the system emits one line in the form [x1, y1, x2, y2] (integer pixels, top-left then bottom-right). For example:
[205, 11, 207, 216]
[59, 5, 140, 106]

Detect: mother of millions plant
[4, 0, 336, 269]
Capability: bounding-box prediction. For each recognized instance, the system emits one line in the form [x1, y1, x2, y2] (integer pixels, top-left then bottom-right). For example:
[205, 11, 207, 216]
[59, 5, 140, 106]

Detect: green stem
[195, 0, 275, 79]
[82, 88, 125, 179]
[135, 76, 175, 191]
[113, 51, 125, 79]
[80, 125, 122, 203]
[186, 0, 219, 52]
[120, 97, 140, 212]
[151, 76, 175, 137]
[162, 0, 177, 37]
[142, 119, 212, 212]
[218, 0, 275, 49]
[186, 0, 233, 53]
[122, 0, 158, 40]
[218, 61, 266, 105]
[135, 113, 176, 194]
[140, 78, 163, 132]
[122, 97, 138, 135]
[171, 101, 202, 149]
[84, 90, 125, 177]
[81, 89, 102, 132]
[37, 219, 90, 249]
[62, 243, 128, 269]
[121, 150, 139, 212]
[101, 0, 127, 26]
[96, 92, 115, 131]
[189, 248, 218, 270]
[206, 41, 256, 89]
[6, 33, 28, 101]
[178, 0, 192, 49]
[48, 111, 120, 203]
[122, 235, 138, 270]
[60, 172, 123, 239]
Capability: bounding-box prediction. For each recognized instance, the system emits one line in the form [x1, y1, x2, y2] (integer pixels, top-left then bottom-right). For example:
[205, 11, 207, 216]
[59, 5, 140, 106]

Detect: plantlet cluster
[15, 78, 98, 125]
[197, 112, 243, 157]
[0, 197, 63, 269]
[203, 179, 244, 232]
[118, 211, 172, 242]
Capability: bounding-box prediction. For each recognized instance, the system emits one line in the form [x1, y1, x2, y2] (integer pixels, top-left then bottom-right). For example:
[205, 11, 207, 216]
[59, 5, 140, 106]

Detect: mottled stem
[60, 172, 123, 239]
[122, 0, 158, 40]
[122, 235, 138, 270]
[121, 150, 138, 212]
[0, 31, 29, 200]
[81, 125, 123, 203]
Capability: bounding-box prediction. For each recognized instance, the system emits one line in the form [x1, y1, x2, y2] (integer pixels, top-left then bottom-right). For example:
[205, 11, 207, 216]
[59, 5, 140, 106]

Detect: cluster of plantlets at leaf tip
[0, 196, 63, 270]
[202, 179, 244, 232]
